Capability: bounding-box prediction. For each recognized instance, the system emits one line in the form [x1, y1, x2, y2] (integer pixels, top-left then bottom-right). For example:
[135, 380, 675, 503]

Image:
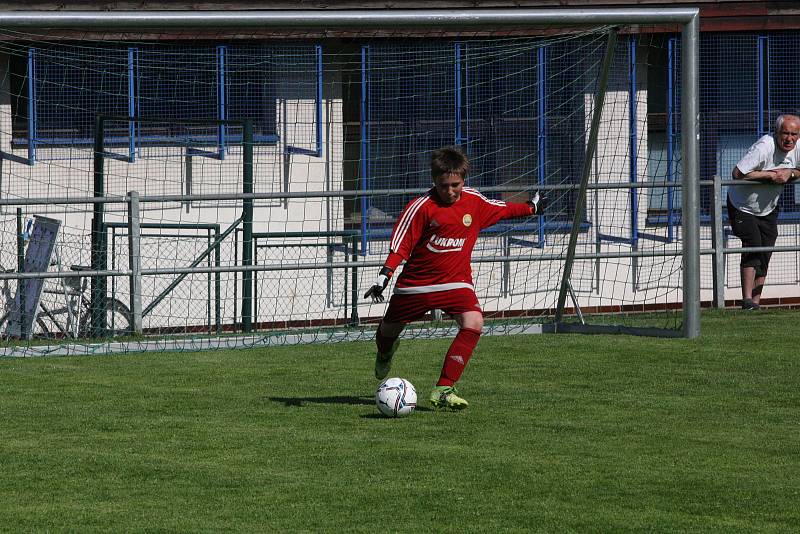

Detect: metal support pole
[208, 231, 214, 334]
[350, 234, 359, 326]
[555, 29, 618, 324]
[0, 9, 703, 29]
[16, 208, 24, 272]
[215, 226, 221, 334]
[681, 13, 702, 338]
[711, 174, 726, 309]
[241, 120, 254, 333]
[127, 191, 143, 334]
[91, 115, 107, 336]
[15, 208, 24, 337]
[184, 153, 192, 213]
[502, 235, 510, 298]
[326, 239, 333, 308]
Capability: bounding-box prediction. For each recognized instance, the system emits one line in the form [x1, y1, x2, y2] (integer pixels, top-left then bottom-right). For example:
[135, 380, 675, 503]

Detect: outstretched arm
[474, 189, 548, 228]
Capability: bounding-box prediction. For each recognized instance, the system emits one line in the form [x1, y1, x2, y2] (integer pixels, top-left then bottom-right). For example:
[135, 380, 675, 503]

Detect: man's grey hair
[774, 113, 800, 133]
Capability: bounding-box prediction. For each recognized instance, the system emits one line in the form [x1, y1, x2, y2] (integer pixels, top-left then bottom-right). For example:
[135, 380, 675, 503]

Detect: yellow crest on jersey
[462, 214, 473, 227]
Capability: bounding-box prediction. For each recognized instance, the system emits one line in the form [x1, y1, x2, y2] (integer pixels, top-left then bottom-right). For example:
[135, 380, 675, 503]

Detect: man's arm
[733, 166, 796, 184]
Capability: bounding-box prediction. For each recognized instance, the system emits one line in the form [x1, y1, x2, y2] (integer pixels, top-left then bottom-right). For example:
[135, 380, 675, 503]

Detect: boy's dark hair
[431, 146, 470, 180]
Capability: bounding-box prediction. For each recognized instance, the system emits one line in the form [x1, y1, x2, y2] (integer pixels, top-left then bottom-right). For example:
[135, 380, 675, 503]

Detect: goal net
[0, 14, 698, 356]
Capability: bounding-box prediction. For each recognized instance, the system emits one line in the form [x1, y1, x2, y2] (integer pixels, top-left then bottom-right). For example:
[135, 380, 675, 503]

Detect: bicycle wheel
[78, 298, 133, 338]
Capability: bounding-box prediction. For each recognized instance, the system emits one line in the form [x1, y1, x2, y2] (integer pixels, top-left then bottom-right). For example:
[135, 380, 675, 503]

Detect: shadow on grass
[268, 395, 433, 415]
[270, 395, 375, 407]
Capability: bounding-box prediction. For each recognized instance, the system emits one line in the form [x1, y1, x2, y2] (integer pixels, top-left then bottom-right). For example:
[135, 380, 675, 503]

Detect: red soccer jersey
[383, 187, 533, 294]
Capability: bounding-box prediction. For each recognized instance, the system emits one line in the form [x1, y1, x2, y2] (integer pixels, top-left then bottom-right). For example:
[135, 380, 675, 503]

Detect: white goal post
[0, 8, 701, 356]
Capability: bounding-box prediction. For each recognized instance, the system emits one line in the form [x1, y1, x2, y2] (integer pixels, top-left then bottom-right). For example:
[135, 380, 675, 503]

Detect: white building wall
[3, 48, 800, 337]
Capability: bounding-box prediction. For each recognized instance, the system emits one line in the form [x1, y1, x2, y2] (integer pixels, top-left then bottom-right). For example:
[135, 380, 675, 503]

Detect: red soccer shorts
[383, 288, 482, 324]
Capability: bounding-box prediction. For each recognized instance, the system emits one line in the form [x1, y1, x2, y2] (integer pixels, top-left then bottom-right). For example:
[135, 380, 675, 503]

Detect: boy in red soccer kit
[364, 146, 546, 410]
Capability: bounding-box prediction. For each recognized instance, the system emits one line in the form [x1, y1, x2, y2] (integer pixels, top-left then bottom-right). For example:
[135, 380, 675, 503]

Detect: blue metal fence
[698, 32, 800, 220]
[28, 45, 130, 159]
[20, 43, 321, 160]
[11, 32, 800, 233]
[360, 36, 612, 252]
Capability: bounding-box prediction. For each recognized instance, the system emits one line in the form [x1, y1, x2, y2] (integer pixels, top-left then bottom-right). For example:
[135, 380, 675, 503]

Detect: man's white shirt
[730, 134, 800, 216]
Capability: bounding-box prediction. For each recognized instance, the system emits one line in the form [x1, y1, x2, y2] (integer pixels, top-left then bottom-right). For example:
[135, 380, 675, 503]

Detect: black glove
[364, 266, 393, 303]
[528, 191, 548, 215]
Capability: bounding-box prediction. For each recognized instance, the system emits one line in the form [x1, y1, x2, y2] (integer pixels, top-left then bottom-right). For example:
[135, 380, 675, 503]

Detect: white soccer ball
[375, 377, 417, 418]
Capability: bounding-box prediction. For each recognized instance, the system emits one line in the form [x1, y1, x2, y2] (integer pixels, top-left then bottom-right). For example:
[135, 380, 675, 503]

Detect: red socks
[378, 325, 481, 386]
[436, 327, 481, 386]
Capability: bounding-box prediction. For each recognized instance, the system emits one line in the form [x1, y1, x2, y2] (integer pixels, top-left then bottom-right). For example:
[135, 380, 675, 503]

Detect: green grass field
[1, 309, 798, 532]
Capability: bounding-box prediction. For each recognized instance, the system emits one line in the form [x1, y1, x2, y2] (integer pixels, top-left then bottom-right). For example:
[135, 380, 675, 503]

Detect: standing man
[364, 146, 546, 410]
[729, 114, 800, 310]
